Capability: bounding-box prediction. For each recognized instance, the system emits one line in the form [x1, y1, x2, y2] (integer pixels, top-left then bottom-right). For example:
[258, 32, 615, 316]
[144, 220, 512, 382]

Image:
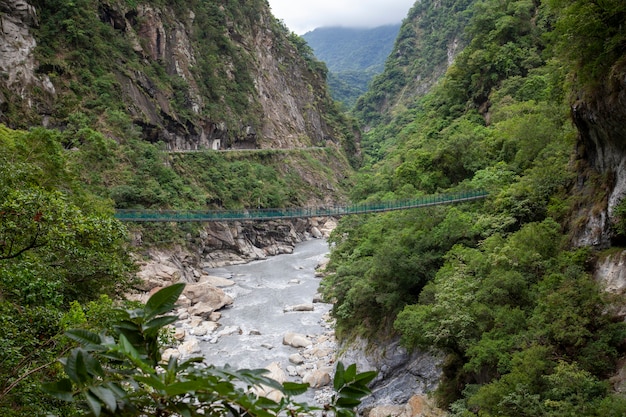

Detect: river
[199, 238, 335, 401]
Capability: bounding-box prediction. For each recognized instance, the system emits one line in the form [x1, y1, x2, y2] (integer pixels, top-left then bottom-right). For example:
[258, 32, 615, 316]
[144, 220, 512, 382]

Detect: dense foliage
[0, 125, 136, 416]
[323, 0, 626, 414]
[352, 0, 475, 128]
[0, 123, 364, 415]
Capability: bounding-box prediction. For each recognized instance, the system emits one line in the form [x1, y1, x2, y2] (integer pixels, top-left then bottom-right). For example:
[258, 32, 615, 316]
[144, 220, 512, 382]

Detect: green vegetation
[0, 125, 135, 416]
[2, 0, 626, 415]
[45, 284, 376, 417]
[0, 122, 367, 415]
[322, 0, 626, 414]
[303, 25, 400, 107]
[352, 0, 475, 127]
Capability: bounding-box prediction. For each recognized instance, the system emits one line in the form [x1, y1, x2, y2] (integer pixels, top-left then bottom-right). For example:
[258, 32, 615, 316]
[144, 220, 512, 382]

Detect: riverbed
[199, 239, 335, 394]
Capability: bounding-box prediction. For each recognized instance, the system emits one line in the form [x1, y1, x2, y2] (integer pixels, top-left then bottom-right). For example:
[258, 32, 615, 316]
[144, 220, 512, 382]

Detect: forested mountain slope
[303, 25, 400, 107]
[0, 0, 360, 211]
[323, 0, 626, 414]
[1, 0, 357, 154]
[0, 0, 359, 415]
[352, 0, 473, 131]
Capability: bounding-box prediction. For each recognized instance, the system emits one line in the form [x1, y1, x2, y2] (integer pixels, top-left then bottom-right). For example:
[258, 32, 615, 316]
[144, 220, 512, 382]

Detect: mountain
[0, 1, 363, 414]
[353, 0, 473, 129]
[303, 25, 400, 107]
[0, 0, 357, 155]
[0, 0, 361, 210]
[323, 0, 626, 413]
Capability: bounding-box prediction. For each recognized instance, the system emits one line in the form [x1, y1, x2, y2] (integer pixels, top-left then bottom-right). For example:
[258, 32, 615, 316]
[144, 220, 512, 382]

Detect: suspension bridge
[114, 190, 488, 222]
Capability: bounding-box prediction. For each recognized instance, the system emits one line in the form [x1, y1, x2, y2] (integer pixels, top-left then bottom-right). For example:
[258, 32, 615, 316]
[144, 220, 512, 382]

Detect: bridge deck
[114, 190, 488, 222]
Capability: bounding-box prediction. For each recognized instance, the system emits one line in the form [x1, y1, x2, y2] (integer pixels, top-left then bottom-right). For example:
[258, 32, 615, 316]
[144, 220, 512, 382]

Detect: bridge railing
[114, 190, 488, 222]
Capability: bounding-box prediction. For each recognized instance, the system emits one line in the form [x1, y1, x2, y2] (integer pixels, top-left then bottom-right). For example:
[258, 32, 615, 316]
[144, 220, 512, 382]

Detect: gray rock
[283, 332, 313, 348]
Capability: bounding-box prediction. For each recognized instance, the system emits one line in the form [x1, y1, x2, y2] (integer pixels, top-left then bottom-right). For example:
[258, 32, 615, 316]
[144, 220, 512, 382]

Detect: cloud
[268, 0, 415, 34]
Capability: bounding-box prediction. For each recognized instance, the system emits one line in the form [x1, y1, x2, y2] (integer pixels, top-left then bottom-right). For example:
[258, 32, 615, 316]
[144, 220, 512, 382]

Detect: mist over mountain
[302, 25, 400, 107]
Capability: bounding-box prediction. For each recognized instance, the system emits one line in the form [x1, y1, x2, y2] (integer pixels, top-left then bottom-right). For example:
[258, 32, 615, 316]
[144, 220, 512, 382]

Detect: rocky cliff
[0, 0, 358, 155]
[132, 217, 338, 286]
[570, 63, 626, 248]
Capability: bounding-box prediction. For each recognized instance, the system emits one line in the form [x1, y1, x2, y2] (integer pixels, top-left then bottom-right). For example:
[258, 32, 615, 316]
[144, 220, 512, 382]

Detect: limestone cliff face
[0, 0, 355, 154]
[569, 64, 626, 248]
[0, 0, 55, 121]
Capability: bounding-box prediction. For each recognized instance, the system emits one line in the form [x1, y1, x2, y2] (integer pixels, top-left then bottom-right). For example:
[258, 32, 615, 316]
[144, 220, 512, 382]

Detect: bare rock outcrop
[0, 0, 55, 117]
[570, 64, 626, 248]
[338, 337, 443, 411]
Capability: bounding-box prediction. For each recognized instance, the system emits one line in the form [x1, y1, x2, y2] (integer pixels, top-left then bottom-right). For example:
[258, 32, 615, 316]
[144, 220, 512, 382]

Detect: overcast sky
[267, 0, 416, 35]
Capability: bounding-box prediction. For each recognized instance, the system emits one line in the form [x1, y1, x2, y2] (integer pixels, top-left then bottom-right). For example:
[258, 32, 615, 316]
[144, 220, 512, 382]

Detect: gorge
[2, 0, 626, 416]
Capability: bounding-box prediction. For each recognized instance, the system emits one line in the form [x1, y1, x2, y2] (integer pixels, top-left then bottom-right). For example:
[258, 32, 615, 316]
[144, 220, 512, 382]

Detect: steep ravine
[132, 217, 445, 416]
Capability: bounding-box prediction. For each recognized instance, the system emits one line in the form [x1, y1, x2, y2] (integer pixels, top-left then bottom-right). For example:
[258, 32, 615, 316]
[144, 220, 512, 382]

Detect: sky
[267, 0, 416, 35]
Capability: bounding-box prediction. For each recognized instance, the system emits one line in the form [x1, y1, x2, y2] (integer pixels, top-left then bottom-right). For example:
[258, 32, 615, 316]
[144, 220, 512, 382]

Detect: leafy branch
[44, 284, 375, 417]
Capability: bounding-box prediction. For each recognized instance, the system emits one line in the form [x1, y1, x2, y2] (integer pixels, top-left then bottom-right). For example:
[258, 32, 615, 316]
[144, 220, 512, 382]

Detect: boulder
[310, 227, 323, 239]
[289, 353, 305, 365]
[188, 302, 216, 319]
[217, 325, 241, 337]
[173, 328, 186, 341]
[136, 263, 182, 290]
[183, 282, 233, 306]
[254, 362, 285, 402]
[302, 370, 331, 388]
[184, 283, 233, 318]
[405, 395, 446, 417]
[178, 338, 200, 356]
[191, 322, 219, 336]
[161, 348, 179, 362]
[200, 274, 236, 287]
[283, 332, 313, 348]
[367, 405, 406, 417]
[284, 303, 314, 312]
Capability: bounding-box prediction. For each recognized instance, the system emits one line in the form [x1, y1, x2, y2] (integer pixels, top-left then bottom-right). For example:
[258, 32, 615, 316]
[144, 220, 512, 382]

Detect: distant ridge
[303, 25, 400, 107]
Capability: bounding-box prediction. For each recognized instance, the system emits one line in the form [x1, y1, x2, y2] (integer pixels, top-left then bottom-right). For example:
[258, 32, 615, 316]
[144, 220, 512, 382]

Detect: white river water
[199, 239, 335, 401]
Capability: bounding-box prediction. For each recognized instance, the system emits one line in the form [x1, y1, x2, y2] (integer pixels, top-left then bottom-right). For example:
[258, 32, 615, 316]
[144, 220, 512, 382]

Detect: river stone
[199, 274, 236, 287]
[366, 405, 406, 417]
[189, 316, 203, 327]
[302, 370, 331, 388]
[136, 264, 182, 290]
[254, 362, 285, 402]
[178, 338, 200, 356]
[406, 395, 446, 417]
[284, 303, 314, 312]
[191, 322, 219, 336]
[283, 332, 312, 348]
[289, 353, 305, 365]
[173, 328, 186, 340]
[217, 325, 241, 337]
[161, 348, 179, 362]
[188, 302, 216, 319]
[183, 282, 233, 307]
[287, 366, 298, 376]
[310, 227, 323, 239]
